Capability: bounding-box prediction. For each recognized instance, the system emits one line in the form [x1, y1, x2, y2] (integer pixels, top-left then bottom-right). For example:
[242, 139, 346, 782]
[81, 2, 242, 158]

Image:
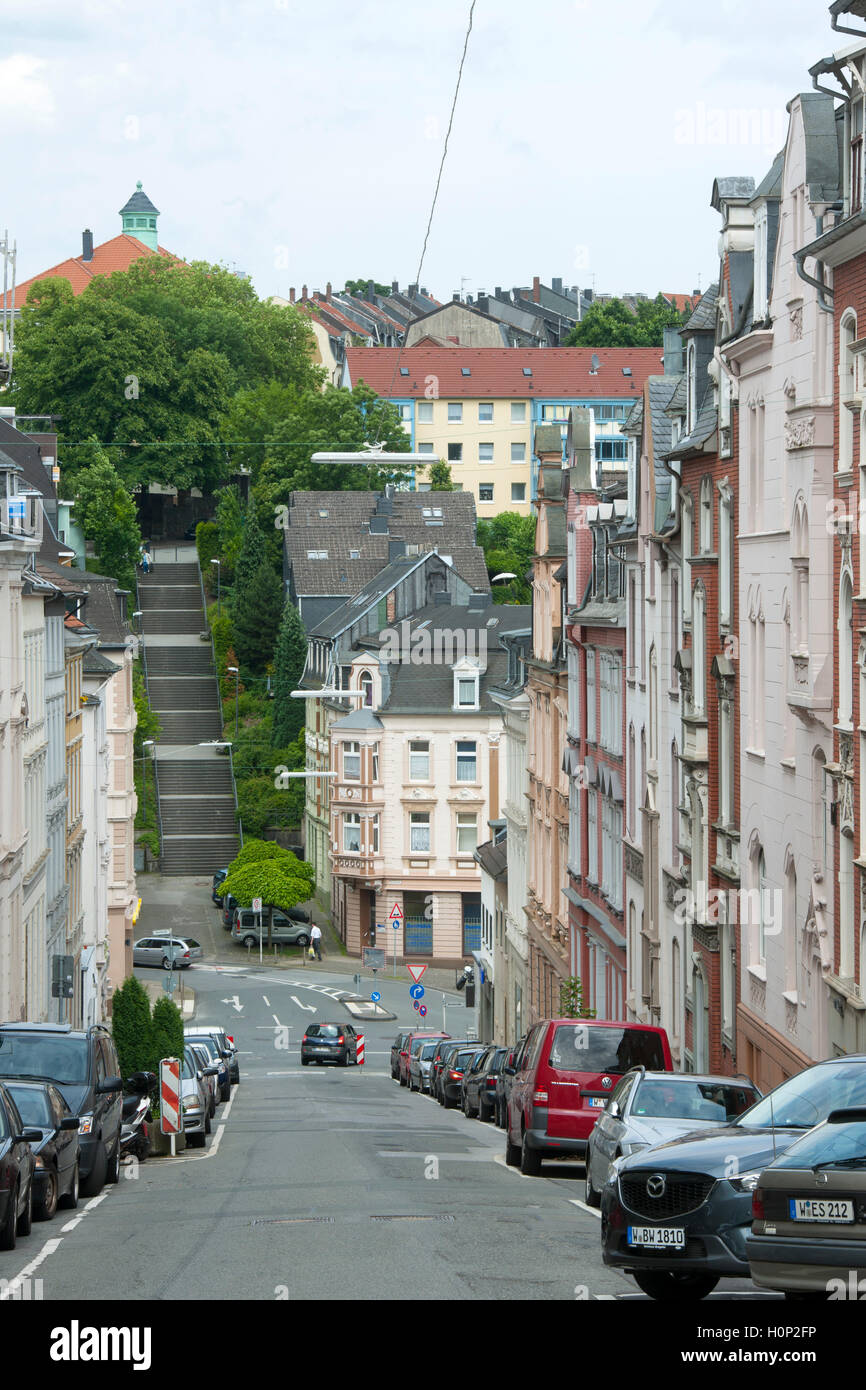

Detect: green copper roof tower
[118, 182, 160, 251]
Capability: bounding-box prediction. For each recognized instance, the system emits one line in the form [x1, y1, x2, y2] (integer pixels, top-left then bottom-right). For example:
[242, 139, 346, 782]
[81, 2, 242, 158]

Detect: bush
[196, 521, 220, 583]
[112, 976, 153, 1081]
[149, 996, 185, 1073]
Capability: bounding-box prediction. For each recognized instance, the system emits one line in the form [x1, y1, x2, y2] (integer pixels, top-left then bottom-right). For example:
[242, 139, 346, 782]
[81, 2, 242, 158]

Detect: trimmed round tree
[111, 975, 153, 1082]
[150, 996, 185, 1075]
[221, 856, 312, 945]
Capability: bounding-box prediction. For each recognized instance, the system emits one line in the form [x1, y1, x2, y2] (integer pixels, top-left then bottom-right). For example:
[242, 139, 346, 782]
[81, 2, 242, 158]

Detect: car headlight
[34, 1155, 45, 1169]
[619, 1141, 650, 1158]
[182, 1097, 198, 1112]
[729, 1170, 762, 1192]
[78, 1113, 94, 1135]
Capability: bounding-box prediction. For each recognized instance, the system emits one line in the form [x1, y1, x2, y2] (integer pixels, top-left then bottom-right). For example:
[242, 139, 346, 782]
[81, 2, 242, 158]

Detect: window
[719, 700, 733, 827]
[349, 548, 361, 558]
[399, 366, 410, 376]
[306, 549, 328, 560]
[479, 483, 494, 502]
[670, 572, 679, 682]
[479, 442, 494, 462]
[649, 645, 659, 759]
[595, 439, 628, 463]
[757, 848, 768, 964]
[522, 367, 533, 377]
[719, 485, 733, 628]
[511, 483, 526, 503]
[456, 740, 477, 782]
[628, 725, 636, 838]
[511, 442, 527, 465]
[456, 674, 479, 708]
[686, 340, 696, 434]
[478, 402, 493, 422]
[447, 402, 462, 422]
[599, 652, 622, 754]
[511, 402, 526, 423]
[396, 403, 411, 423]
[343, 742, 360, 780]
[371, 814, 380, 854]
[409, 740, 429, 779]
[585, 649, 596, 742]
[587, 789, 598, 883]
[461, 367, 471, 377]
[418, 400, 433, 423]
[343, 813, 361, 853]
[753, 203, 769, 320]
[359, 671, 373, 707]
[852, 97, 864, 215]
[417, 442, 434, 455]
[456, 813, 477, 854]
[371, 745, 379, 782]
[448, 443, 462, 462]
[839, 571, 854, 727]
[699, 476, 712, 552]
[410, 812, 431, 852]
[692, 586, 706, 716]
[840, 312, 857, 470]
[681, 494, 693, 623]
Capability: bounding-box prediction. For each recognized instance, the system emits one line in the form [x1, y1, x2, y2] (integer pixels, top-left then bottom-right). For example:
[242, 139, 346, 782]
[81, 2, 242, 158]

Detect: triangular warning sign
[407, 964, 427, 984]
[388, 902, 403, 919]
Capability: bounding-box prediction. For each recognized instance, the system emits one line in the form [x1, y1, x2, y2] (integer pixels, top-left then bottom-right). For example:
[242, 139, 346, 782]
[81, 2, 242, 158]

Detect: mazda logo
[647, 1174, 667, 1199]
[601, 1076, 613, 1089]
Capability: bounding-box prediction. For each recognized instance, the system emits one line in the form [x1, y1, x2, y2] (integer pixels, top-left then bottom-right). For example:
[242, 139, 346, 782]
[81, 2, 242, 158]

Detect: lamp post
[210, 558, 221, 617]
[227, 666, 239, 738]
[140, 739, 155, 822]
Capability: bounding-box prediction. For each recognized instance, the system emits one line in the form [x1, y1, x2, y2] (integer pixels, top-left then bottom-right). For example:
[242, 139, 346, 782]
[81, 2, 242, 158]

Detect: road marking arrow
[221, 995, 244, 1013]
[290, 995, 317, 1012]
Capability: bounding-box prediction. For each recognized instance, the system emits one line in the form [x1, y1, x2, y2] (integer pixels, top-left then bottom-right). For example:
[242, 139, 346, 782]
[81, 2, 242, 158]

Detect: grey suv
[0, 1023, 123, 1198]
[231, 910, 311, 948]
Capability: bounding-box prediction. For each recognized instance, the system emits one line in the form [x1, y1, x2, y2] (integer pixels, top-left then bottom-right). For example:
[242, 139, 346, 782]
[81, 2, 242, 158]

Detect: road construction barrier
[356, 1034, 365, 1066]
[159, 1057, 181, 1135]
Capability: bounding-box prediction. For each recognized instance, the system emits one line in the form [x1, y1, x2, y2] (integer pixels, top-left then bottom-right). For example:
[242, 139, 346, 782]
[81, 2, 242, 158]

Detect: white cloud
[0, 54, 55, 124]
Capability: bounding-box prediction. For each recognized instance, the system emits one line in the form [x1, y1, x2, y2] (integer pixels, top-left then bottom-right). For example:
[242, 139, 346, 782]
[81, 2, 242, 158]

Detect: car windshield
[420, 1044, 438, 1060]
[306, 1025, 340, 1038]
[633, 1080, 758, 1122]
[548, 1026, 666, 1073]
[768, 1117, 866, 1170]
[738, 1061, 866, 1130]
[181, 1051, 197, 1080]
[0, 1035, 89, 1085]
[453, 1050, 479, 1069]
[5, 1086, 53, 1126]
[187, 1037, 219, 1060]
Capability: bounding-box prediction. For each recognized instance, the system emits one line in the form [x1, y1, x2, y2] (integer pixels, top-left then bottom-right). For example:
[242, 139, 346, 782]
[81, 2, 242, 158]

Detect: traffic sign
[392, 921, 399, 930]
[418, 1004, 427, 1018]
[413, 1000, 420, 1011]
[252, 897, 262, 913]
[371, 991, 381, 1002]
[407, 963, 427, 984]
[388, 902, 403, 920]
[162, 975, 176, 995]
[409, 984, 425, 1000]
[159, 1058, 181, 1136]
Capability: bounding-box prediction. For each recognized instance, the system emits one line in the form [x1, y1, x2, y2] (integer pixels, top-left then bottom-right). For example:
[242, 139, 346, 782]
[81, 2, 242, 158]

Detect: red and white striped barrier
[356, 1034, 365, 1066]
[159, 1057, 181, 1135]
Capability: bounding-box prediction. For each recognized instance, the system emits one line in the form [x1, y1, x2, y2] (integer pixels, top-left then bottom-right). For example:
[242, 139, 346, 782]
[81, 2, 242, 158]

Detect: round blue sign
[409, 983, 425, 1000]
[371, 991, 381, 1002]
[413, 1000, 421, 1011]
[418, 1004, 427, 1017]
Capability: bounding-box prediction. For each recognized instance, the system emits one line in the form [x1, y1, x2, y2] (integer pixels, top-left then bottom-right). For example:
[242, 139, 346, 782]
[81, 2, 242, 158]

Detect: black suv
[0, 1023, 123, 1198]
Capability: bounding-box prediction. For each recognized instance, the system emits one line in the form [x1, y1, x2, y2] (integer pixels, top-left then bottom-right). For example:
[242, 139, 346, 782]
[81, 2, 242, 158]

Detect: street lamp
[227, 666, 239, 738]
[290, 688, 366, 699]
[140, 739, 155, 822]
[210, 558, 221, 617]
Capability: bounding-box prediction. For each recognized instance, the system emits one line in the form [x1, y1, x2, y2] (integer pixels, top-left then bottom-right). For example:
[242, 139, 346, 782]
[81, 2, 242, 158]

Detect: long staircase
[138, 546, 240, 874]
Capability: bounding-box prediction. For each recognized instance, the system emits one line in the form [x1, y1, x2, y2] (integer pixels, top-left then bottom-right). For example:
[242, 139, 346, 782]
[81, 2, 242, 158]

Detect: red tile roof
[662, 292, 702, 314]
[301, 300, 374, 337]
[344, 346, 662, 399]
[3, 235, 178, 310]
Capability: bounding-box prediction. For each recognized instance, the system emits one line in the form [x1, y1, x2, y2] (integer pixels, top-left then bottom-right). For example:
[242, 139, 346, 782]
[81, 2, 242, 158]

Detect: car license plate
[789, 1198, 855, 1223]
[586, 1097, 607, 1109]
[627, 1226, 686, 1249]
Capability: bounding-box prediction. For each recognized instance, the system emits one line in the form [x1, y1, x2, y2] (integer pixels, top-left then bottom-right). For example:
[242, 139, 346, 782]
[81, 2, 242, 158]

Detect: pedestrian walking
[310, 922, 323, 961]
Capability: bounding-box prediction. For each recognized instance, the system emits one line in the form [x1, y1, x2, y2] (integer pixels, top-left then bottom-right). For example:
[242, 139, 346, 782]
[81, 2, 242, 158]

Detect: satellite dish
[590, 353, 600, 374]
[491, 572, 517, 583]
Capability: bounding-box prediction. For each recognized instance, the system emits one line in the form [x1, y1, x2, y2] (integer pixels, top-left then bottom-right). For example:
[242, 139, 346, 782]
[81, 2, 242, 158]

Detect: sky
[0, 0, 847, 306]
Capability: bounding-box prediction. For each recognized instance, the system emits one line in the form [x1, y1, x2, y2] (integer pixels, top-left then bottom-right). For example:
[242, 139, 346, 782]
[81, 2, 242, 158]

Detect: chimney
[421, 287, 427, 296]
[366, 279, 375, 301]
[82, 229, 94, 262]
[452, 292, 461, 302]
[326, 282, 332, 302]
[495, 286, 502, 299]
[301, 285, 308, 302]
[532, 276, 541, 304]
[552, 277, 562, 293]
[408, 283, 419, 298]
[392, 280, 399, 294]
[289, 287, 295, 303]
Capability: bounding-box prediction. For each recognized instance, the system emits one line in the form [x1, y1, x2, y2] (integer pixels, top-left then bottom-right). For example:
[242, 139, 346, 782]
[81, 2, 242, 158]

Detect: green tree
[214, 484, 245, 580]
[11, 259, 322, 492]
[565, 294, 688, 348]
[69, 439, 141, 592]
[196, 520, 220, 587]
[558, 977, 596, 1019]
[149, 996, 185, 1074]
[343, 279, 391, 297]
[232, 496, 269, 612]
[271, 602, 307, 746]
[133, 661, 161, 754]
[111, 975, 153, 1081]
[477, 513, 536, 604]
[233, 560, 283, 673]
[221, 849, 312, 944]
[426, 460, 455, 491]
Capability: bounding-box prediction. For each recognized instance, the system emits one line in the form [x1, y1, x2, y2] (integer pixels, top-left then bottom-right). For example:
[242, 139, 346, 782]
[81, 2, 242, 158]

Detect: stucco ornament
[784, 417, 814, 450]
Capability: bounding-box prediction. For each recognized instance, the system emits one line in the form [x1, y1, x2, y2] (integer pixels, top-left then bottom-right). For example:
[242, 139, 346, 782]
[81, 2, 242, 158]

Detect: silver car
[186, 1042, 218, 1117]
[180, 1046, 214, 1147]
[132, 936, 192, 971]
[408, 1040, 439, 1094]
[584, 1069, 761, 1206]
[152, 932, 203, 963]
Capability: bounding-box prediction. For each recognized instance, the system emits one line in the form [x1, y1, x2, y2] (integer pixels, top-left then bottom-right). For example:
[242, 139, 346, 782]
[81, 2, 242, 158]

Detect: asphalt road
[0, 888, 781, 1302]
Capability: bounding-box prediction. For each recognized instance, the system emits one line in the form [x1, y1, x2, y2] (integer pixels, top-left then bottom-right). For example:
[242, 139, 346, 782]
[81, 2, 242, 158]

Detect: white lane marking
[84, 1191, 109, 1211]
[290, 996, 316, 1012]
[207, 1123, 226, 1159]
[492, 1153, 535, 1179]
[272, 1013, 282, 1026]
[0, 1235, 64, 1298]
[61, 1216, 84, 1231]
[569, 1198, 602, 1220]
[262, 995, 270, 1007]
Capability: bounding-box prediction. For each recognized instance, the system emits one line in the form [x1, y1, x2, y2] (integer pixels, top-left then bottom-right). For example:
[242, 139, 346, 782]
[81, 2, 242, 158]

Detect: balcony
[0, 493, 43, 548]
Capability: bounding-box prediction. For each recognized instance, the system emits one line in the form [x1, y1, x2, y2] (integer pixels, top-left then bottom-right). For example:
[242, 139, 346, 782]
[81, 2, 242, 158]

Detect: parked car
[212, 869, 228, 904]
[463, 1046, 508, 1121]
[600, 1053, 866, 1300]
[221, 893, 238, 929]
[399, 1032, 449, 1087]
[189, 1025, 239, 1085]
[390, 1032, 412, 1081]
[441, 1046, 487, 1109]
[505, 1019, 673, 1176]
[0, 1082, 40, 1249]
[152, 932, 203, 964]
[0, 1023, 123, 1199]
[584, 1069, 761, 1207]
[495, 1037, 528, 1128]
[231, 910, 311, 949]
[184, 1030, 231, 1102]
[3, 1081, 80, 1220]
[747, 1107, 866, 1299]
[186, 1042, 218, 1116]
[180, 1046, 214, 1148]
[430, 1038, 476, 1103]
[132, 937, 192, 971]
[301, 1024, 359, 1067]
[408, 1040, 441, 1095]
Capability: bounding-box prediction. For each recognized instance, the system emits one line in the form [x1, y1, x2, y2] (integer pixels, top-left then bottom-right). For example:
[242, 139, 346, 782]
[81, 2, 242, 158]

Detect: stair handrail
[152, 750, 165, 868]
[227, 740, 243, 849]
[135, 565, 164, 869]
[197, 551, 242, 849]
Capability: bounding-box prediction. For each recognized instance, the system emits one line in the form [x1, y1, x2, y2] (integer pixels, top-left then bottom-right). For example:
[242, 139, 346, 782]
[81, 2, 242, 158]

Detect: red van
[504, 1019, 673, 1176]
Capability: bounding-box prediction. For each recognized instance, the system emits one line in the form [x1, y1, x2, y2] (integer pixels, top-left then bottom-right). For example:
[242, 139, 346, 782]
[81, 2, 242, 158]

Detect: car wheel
[504, 1120, 521, 1168]
[462, 1093, 471, 1117]
[34, 1168, 59, 1222]
[301, 1059, 309, 1066]
[106, 1138, 121, 1184]
[340, 1053, 349, 1067]
[584, 1156, 601, 1208]
[520, 1131, 541, 1176]
[0, 1182, 18, 1250]
[295, 935, 310, 948]
[161, 957, 173, 971]
[16, 1176, 32, 1237]
[205, 1110, 212, 1136]
[479, 1097, 491, 1122]
[220, 1081, 231, 1103]
[632, 1271, 719, 1301]
[79, 1141, 107, 1198]
[242, 936, 257, 949]
[58, 1161, 79, 1211]
[189, 1129, 206, 1149]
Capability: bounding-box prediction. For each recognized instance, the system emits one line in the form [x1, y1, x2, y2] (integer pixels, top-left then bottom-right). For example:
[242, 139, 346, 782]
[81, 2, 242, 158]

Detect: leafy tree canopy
[477, 512, 536, 605]
[565, 294, 688, 348]
[343, 279, 391, 297]
[69, 438, 142, 593]
[425, 460, 455, 491]
[272, 601, 307, 747]
[11, 258, 323, 491]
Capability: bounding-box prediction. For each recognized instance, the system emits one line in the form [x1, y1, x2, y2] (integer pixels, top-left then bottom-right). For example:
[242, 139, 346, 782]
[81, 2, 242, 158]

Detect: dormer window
[753, 203, 769, 320]
[359, 670, 374, 706]
[307, 549, 328, 560]
[453, 663, 480, 710]
[686, 341, 696, 434]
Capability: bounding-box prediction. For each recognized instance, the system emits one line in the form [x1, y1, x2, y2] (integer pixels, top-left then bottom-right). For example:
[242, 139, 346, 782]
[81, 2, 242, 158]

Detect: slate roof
[3, 235, 177, 310]
[83, 647, 122, 678]
[682, 285, 719, 335]
[308, 553, 453, 640]
[377, 603, 531, 716]
[344, 346, 661, 400]
[664, 375, 688, 416]
[534, 423, 565, 455]
[666, 383, 718, 459]
[710, 177, 756, 209]
[474, 835, 508, 881]
[800, 92, 843, 203]
[118, 184, 159, 216]
[69, 570, 133, 646]
[753, 149, 785, 200]
[331, 708, 384, 732]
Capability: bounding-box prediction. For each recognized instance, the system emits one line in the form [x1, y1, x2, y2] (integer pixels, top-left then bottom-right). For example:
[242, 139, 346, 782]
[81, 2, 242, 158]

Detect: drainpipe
[832, 11, 866, 39]
[794, 207, 842, 314]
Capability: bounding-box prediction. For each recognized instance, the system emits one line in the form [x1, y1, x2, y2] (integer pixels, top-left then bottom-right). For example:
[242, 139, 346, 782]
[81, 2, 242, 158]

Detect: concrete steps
[155, 759, 235, 794]
[160, 835, 239, 874]
[145, 648, 213, 676]
[159, 797, 238, 833]
[156, 710, 223, 743]
[148, 678, 220, 711]
[143, 609, 204, 635]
